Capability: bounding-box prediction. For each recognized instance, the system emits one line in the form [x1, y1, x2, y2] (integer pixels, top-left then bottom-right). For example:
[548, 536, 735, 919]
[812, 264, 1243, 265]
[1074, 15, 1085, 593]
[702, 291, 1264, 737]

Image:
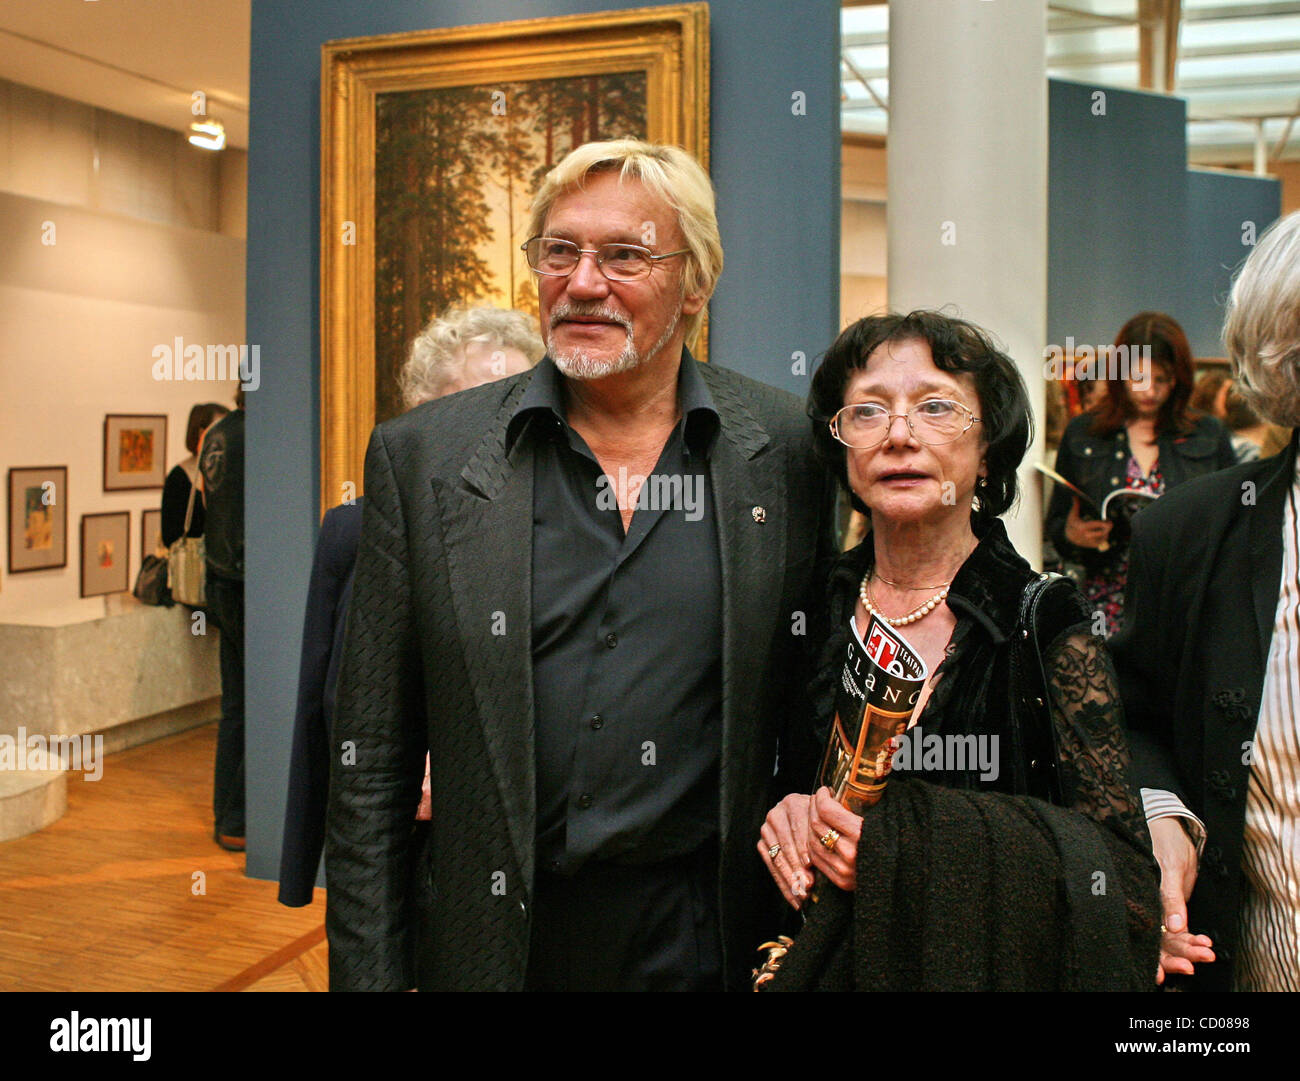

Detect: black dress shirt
[510, 356, 723, 873]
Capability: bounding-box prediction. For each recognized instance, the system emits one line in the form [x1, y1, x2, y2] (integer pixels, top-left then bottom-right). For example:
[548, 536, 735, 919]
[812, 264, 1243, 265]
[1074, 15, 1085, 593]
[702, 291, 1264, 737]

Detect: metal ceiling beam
[1183, 2, 1300, 20]
[1270, 96, 1300, 163]
[842, 52, 889, 113]
[1138, 0, 1180, 91]
[1048, 4, 1140, 27]
[1180, 72, 1300, 90]
[1165, 0, 1182, 92]
[842, 32, 888, 48]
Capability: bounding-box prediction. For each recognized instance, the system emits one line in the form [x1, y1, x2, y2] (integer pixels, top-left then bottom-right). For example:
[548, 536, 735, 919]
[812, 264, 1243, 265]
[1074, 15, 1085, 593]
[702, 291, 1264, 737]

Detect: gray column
[887, 0, 1047, 561]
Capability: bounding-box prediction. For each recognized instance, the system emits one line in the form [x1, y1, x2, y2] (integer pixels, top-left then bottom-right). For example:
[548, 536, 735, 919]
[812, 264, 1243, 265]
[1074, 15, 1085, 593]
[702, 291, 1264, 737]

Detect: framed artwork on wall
[7, 465, 69, 574]
[319, 3, 709, 511]
[104, 414, 168, 491]
[80, 512, 131, 597]
[141, 508, 164, 559]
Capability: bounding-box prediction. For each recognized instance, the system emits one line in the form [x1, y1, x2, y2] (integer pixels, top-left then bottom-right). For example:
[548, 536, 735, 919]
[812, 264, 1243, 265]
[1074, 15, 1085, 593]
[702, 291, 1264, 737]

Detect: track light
[188, 118, 226, 151]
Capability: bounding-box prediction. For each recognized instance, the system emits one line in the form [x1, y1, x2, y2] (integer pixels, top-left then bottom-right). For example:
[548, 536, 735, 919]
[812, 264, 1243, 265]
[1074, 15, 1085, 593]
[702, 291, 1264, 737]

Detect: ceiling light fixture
[188, 117, 226, 151]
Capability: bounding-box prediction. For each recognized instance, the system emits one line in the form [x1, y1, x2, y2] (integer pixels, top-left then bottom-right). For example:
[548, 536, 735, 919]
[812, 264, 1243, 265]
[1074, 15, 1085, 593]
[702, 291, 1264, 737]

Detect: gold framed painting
[320, 3, 710, 510]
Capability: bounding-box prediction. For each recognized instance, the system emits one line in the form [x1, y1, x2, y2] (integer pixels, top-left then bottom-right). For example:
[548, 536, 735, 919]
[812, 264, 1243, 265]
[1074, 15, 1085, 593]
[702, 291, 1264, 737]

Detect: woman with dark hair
[1046, 312, 1235, 635]
[757, 310, 1159, 991]
[160, 401, 230, 548]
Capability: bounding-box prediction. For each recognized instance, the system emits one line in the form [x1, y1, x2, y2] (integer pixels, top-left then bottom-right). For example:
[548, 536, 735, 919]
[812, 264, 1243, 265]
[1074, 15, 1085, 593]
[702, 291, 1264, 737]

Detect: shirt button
[1110, 476, 1119, 485]
[577, 793, 594, 809]
[1115, 450, 1124, 459]
[1083, 447, 1092, 456]
[604, 632, 618, 649]
[549, 859, 560, 872]
[590, 714, 604, 730]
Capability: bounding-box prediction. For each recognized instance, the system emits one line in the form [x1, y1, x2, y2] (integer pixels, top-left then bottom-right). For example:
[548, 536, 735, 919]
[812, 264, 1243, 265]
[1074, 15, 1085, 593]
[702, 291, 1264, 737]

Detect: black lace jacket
[809, 518, 1161, 972]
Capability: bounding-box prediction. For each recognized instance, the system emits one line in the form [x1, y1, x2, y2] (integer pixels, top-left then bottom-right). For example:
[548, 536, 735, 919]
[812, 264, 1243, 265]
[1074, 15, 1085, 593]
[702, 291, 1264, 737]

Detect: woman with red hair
[1046, 312, 1235, 635]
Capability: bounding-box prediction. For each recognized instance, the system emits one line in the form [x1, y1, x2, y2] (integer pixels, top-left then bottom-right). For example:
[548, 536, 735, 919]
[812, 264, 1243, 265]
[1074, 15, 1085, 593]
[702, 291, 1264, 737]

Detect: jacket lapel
[432, 381, 537, 891]
[702, 366, 788, 852]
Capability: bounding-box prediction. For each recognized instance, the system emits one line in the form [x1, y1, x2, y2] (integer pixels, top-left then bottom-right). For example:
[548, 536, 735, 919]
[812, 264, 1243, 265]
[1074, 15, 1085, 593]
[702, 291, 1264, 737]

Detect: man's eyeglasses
[521, 236, 689, 282]
[829, 399, 980, 449]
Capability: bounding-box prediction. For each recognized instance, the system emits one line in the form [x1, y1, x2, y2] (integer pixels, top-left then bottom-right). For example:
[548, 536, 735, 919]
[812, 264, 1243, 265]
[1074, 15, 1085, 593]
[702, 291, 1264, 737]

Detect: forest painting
[373, 73, 647, 424]
[320, 5, 709, 510]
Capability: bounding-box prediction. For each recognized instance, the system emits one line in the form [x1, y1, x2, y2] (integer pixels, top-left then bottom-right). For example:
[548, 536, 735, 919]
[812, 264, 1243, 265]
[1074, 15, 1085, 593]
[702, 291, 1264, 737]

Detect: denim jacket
[1045, 411, 1236, 565]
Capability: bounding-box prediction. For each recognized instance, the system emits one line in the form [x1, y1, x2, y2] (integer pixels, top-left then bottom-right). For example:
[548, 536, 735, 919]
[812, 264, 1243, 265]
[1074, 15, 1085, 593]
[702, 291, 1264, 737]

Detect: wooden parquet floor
[0, 723, 327, 991]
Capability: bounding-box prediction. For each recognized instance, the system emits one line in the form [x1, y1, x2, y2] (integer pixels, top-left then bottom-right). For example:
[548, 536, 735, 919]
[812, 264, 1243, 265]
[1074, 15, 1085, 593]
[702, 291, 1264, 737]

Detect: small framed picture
[8, 466, 69, 574]
[141, 508, 164, 558]
[80, 512, 130, 597]
[104, 414, 167, 491]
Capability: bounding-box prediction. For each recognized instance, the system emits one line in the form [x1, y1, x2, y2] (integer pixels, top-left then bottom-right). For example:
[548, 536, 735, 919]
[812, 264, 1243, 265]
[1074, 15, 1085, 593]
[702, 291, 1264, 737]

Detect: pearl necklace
[859, 572, 949, 627]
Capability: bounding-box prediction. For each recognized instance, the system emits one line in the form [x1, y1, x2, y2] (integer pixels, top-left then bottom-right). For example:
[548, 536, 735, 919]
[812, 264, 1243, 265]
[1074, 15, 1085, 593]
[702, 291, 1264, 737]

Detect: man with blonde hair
[1114, 208, 1300, 991]
[326, 140, 832, 991]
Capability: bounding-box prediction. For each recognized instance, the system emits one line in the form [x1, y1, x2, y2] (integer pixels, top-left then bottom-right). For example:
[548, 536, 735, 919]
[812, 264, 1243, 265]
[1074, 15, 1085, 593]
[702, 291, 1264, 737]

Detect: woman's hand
[807, 787, 863, 891]
[1065, 497, 1114, 550]
[758, 793, 814, 908]
[1149, 817, 1215, 985]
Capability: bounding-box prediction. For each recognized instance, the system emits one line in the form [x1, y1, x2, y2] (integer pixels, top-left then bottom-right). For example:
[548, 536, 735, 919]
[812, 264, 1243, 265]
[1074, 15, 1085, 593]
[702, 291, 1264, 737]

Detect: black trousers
[207, 572, 246, 837]
[524, 845, 723, 992]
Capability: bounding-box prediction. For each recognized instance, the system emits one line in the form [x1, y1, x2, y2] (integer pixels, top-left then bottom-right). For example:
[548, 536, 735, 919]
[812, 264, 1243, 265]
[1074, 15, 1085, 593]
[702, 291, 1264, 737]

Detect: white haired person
[278, 306, 540, 906]
[1113, 209, 1300, 990]
[400, 305, 544, 405]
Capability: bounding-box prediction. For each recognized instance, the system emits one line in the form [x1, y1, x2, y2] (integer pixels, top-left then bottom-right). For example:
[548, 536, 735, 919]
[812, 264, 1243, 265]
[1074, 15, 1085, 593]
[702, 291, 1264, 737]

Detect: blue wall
[1048, 78, 1280, 357]
[244, 0, 841, 881]
[1186, 168, 1283, 355]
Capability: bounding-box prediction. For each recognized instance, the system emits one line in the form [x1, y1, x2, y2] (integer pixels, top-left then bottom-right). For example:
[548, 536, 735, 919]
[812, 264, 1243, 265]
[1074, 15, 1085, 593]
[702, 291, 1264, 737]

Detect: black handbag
[133, 553, 174, 606]
[1008, 572, 1067, 805]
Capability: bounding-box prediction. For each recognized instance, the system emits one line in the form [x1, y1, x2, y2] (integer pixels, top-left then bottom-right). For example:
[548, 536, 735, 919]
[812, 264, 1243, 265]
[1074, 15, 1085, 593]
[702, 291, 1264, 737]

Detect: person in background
[278, 306, 542, 907]
[1046, 312, 1236, 635]
[1224, 383, 1291, 462]
[1113, 208, 1300, 990]
[1189, 367, 1232, 422]
[161, 402, 229, 548]
[200, 389, 245, 852]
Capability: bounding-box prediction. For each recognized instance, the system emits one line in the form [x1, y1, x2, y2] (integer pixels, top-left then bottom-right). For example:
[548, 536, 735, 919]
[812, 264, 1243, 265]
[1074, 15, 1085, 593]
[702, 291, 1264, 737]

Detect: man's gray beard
[549, 306, 681, 381]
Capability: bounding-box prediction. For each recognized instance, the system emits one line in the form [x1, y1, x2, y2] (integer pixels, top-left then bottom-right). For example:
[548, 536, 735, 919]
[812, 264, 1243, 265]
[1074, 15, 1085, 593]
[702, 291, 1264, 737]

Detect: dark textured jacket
[1046, 411, 1236, 568]
[325, 358, 836, 991]
[1112, 429, 1299, 991]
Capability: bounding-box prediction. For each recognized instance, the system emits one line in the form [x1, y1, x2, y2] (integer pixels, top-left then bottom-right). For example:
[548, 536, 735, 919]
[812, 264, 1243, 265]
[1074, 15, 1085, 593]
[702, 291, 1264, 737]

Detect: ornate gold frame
[319, 4, 710, 510]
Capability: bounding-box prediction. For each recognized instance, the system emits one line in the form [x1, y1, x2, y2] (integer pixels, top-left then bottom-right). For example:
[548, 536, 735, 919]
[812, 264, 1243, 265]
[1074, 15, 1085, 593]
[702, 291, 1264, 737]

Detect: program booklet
[819, 611, 929, 813]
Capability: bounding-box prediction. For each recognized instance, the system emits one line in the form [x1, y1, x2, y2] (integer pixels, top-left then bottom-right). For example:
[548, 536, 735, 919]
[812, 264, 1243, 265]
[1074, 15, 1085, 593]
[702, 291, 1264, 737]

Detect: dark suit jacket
[325, 359, 835, 991]
[1111, 429, 1298, 991]
[278, 500, 363, 907]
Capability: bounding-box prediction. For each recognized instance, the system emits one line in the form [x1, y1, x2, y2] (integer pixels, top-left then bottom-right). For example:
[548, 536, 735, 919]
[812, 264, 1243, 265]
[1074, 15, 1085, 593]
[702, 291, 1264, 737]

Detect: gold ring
[768, 844, 782, 861]
[819, 829, 840, 851]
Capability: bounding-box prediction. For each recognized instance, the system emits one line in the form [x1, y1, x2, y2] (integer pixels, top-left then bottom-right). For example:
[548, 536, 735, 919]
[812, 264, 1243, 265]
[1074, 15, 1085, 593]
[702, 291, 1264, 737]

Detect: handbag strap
[181, 468, 200, 534]
[1011, 572, 1067, 804]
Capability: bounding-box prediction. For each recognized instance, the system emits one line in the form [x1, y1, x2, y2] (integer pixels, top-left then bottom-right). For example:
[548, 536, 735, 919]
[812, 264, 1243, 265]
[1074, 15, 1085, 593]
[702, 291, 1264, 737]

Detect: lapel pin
[752, 506, 766, 523]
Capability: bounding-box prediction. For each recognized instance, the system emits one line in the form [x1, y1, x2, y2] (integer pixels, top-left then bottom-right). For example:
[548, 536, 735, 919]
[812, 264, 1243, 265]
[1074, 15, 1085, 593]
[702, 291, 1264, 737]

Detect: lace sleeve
[1044, 625, 1151, 849]
[1045, 624, 1162, 977]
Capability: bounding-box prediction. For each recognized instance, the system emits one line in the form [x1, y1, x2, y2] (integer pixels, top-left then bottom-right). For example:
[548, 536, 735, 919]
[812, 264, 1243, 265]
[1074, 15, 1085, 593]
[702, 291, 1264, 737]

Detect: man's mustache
[549, 303, 631, 332]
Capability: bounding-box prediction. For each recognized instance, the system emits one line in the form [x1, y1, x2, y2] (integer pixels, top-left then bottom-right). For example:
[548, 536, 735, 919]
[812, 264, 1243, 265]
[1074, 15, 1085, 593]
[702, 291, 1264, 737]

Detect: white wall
[0, 81, 245, 623]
